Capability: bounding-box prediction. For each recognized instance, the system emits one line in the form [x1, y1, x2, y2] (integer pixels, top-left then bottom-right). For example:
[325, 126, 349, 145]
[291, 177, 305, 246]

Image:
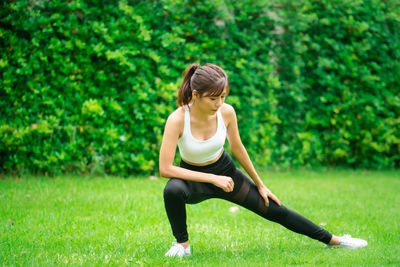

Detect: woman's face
[194, 88, 227, 115]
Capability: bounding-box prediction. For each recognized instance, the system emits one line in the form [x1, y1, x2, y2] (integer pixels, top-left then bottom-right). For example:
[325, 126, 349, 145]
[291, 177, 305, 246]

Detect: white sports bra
[177, 105, 227, 164]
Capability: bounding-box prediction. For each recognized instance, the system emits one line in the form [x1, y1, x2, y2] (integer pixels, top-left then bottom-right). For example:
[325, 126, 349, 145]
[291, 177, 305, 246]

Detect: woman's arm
[223, 104, 281, 206]
[159, 109, 234, 192]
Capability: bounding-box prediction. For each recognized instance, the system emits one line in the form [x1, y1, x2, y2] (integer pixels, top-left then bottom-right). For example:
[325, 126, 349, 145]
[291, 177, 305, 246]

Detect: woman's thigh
[165, 178, 220, 204]
[218, 168, 270, 216]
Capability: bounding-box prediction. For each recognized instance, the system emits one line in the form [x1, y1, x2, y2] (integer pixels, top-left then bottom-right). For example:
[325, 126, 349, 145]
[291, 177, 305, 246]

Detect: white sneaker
[165, 242, 191, 257]
[329, 234, 368, 249]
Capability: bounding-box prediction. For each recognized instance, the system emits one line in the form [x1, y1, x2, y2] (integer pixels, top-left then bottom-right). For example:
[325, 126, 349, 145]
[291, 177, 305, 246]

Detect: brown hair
[177, 63, 230, 106]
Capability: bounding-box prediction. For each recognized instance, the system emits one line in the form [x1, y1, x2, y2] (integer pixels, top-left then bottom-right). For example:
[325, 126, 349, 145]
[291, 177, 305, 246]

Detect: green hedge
[275, 0, 400, 168]
[1, 0, 399, 176]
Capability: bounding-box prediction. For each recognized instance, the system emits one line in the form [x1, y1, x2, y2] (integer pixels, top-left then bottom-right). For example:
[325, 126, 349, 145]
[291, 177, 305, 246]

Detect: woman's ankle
[328, 235, 340, 246]
[179, 241, 190, 249]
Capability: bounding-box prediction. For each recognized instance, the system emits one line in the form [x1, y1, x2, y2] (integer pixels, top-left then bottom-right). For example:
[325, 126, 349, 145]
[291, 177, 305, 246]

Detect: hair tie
[191, 64, 199, 73]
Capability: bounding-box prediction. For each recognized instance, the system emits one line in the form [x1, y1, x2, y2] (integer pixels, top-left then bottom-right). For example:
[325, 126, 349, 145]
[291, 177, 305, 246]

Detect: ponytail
[177, 63, 199, 106]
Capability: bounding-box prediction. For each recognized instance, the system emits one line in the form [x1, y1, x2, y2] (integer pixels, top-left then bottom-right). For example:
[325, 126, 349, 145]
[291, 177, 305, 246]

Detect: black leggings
[163, 151, 332, 244]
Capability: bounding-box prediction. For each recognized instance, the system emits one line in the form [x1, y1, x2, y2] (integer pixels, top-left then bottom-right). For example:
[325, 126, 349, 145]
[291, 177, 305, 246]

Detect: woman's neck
[189, 102, 216, 122]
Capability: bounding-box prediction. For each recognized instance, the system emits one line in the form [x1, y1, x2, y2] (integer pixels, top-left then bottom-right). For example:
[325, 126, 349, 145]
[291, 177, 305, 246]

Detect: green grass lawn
[1, 170, 399, 266]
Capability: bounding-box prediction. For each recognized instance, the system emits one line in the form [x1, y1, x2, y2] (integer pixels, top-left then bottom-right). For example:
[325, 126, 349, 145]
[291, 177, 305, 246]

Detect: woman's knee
[163, 178, 188, 200]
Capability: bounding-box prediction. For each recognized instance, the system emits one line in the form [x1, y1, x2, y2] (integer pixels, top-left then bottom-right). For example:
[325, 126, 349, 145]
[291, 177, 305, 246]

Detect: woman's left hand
[257, 185, 281, 207]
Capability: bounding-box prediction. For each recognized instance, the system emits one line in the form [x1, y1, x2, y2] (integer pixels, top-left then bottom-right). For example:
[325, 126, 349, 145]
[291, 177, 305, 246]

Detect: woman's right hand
[211, 175, 235, 192]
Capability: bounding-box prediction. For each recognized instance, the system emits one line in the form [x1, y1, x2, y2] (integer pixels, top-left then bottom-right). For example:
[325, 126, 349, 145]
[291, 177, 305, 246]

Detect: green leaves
[1, 0, 399, 175]
[275, 0, 400, 168]
[81, 99, 104, 118]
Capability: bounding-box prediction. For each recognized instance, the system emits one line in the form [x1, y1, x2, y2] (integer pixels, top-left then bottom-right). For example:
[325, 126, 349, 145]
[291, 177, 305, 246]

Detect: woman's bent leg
[163, 178, 212, 243]
[163, 178, 191, 243]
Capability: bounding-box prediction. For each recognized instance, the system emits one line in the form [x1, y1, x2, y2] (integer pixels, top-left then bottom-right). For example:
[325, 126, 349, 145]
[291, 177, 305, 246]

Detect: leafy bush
[274, 0, 400, 168]
[1, 0, 399, 176]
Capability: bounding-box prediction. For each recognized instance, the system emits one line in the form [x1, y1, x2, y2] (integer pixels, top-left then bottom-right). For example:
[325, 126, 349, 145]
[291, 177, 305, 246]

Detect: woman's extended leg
[220, 168, 333, 244]
[217, 168, 366, 248]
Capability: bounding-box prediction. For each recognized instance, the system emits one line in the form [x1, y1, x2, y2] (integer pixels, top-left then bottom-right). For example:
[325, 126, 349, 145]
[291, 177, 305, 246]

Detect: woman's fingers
[259, 187, 282, 207]
[228, 179, 234, 192]
[258, 187, 270, 206]
[269, 192, 281, 206]
[221, 176, 234, 192]
[262, 194, 269, 206]
[224, 184, 234, 192]
[224, 184, 231, 192]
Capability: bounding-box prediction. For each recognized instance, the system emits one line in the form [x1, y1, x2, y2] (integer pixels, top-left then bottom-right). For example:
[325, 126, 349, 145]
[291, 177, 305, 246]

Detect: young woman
[159, 63, 367, 257]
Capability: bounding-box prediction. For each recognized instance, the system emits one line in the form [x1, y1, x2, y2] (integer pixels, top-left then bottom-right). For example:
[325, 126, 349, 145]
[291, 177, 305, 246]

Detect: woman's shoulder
[220, 103, 236, 118]
[220, 103, 236, 126]
[166, 106, 185, 127]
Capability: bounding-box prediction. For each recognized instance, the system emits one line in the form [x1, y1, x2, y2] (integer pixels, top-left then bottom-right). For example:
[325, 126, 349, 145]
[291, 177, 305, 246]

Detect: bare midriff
[182, 150, 224, 166]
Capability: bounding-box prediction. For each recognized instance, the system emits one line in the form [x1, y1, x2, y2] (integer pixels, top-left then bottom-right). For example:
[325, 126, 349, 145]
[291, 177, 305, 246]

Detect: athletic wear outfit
[164, 106, 333, 245]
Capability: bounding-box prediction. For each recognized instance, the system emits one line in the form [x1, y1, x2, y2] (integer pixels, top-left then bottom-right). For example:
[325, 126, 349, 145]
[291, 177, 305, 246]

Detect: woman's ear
[192, 89, 199, 100]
